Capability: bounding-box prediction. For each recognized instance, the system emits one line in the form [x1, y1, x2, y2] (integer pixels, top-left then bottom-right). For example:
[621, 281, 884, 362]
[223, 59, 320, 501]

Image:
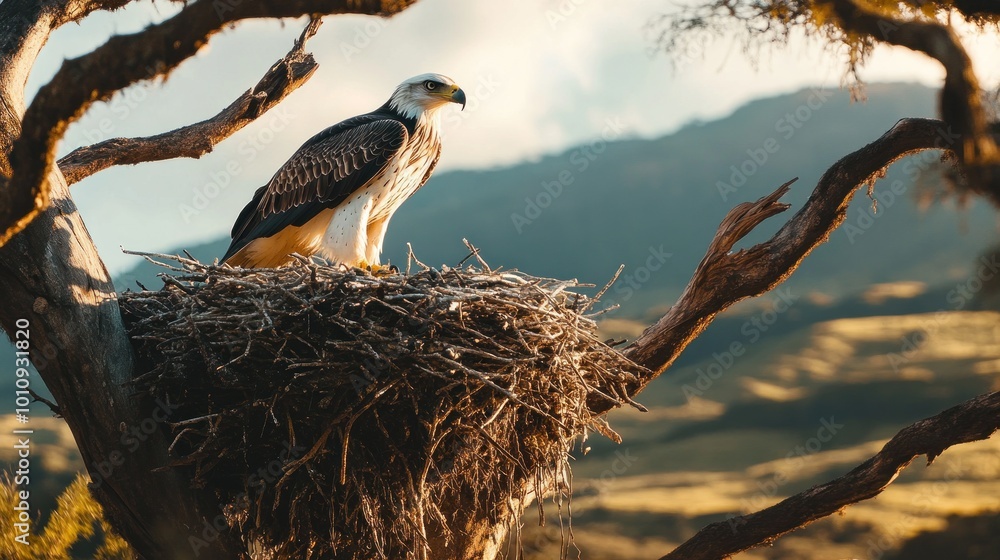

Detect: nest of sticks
[119, 249, 645, 559]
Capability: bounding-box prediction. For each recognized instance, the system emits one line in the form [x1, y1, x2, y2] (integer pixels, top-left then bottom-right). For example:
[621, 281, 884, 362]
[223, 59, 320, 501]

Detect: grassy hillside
[523, 309, 1000, 559]
[6, 308, 997, 559]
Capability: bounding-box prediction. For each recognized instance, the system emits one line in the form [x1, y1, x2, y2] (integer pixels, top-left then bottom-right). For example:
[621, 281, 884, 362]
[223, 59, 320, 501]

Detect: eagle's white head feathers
[387, 73, 466, 120]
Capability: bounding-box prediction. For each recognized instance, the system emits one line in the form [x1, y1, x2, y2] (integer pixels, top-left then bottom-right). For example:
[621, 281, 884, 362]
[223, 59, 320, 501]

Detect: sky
[24, 0, 1000, 274]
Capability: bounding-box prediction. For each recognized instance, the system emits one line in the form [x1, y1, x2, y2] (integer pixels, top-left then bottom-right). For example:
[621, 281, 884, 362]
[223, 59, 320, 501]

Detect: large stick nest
[119, 251, 645, 559]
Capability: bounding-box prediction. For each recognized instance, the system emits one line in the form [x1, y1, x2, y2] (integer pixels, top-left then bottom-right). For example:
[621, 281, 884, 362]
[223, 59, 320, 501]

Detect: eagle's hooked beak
[450, 86, 467, 110]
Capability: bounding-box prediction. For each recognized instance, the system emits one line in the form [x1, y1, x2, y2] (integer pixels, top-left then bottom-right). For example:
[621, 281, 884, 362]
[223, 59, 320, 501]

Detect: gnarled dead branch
[58, 17, 322, 186]
[621, 118, 957, 391]
[612, 115, 997, 559]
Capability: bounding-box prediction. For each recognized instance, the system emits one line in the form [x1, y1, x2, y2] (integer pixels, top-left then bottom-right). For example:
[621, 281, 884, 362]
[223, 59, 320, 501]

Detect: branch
[57, 1, 136, 26]
[618, 118, 955, 393]
[658, 390, 1000, 560]
[0, 0, 417, 247]
[822, 0, 999, 193]
[58, 16, 323, 185]
[951, 0, 1000, 21]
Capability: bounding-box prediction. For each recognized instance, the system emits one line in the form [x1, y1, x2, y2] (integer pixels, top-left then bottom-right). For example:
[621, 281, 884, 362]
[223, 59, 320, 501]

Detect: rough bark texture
[0, 172, 236, 558]
[58, 17, 323, 186]
[0, 2, 233, 558]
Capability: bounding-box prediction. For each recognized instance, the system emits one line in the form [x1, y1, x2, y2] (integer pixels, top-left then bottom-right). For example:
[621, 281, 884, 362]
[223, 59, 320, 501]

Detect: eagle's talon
[367, 263, 398, 277]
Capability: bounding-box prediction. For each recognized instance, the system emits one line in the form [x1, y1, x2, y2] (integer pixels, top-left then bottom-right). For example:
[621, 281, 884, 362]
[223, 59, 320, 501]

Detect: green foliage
[0, 474, 134, 560]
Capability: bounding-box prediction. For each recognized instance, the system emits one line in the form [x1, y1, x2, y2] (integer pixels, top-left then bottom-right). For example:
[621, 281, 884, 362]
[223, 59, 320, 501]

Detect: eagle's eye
[423, 81, 438, 91]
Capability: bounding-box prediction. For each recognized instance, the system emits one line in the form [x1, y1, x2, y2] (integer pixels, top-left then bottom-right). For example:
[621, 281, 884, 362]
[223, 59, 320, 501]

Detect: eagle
[221, 73, 466, 270]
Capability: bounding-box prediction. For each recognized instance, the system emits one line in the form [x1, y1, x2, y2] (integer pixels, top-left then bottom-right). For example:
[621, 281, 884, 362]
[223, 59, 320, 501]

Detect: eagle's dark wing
[222, 117, 409, 262]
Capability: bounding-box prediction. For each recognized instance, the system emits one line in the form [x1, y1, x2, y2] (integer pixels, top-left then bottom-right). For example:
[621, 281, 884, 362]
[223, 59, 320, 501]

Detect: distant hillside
[117, 82, 996, 318]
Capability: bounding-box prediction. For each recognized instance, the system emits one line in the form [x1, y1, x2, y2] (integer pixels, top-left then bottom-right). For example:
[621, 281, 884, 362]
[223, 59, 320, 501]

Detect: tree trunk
[0, 3, 237, 558]
[0, 174, 240, 559]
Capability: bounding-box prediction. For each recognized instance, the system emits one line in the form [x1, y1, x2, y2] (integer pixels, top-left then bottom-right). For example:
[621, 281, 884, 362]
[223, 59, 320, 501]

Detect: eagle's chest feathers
[369, 123, 440, 220]
[315, 119, 441, 264]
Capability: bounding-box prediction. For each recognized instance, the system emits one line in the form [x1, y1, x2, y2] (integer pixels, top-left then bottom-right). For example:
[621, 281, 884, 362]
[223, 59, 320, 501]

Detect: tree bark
[0, 2, 416, 558]
[0, 3, 238, 556]
[0, 173, 239, 558]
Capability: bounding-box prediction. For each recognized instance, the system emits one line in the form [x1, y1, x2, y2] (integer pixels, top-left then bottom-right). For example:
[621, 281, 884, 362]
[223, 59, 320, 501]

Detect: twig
[28, 388, 60, 416]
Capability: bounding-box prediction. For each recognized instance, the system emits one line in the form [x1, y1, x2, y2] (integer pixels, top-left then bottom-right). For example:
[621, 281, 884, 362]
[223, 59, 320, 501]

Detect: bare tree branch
[0, 2, 62, 173]
[659, 390, 1000, 560]
[616, 118, 957, 399]
[822, 0, 1000, 192]
[608, 115, 995, 559]
[57, 1, 136, 26]
[951, 0, 1000, 20]
[0, 2, 139, 143]
[0, 0, 417, 248]
[58, 16, 322, 185]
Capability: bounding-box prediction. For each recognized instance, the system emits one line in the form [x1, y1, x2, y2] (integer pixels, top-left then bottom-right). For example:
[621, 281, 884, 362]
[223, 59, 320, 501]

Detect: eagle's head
[387, 73, 466, 119]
